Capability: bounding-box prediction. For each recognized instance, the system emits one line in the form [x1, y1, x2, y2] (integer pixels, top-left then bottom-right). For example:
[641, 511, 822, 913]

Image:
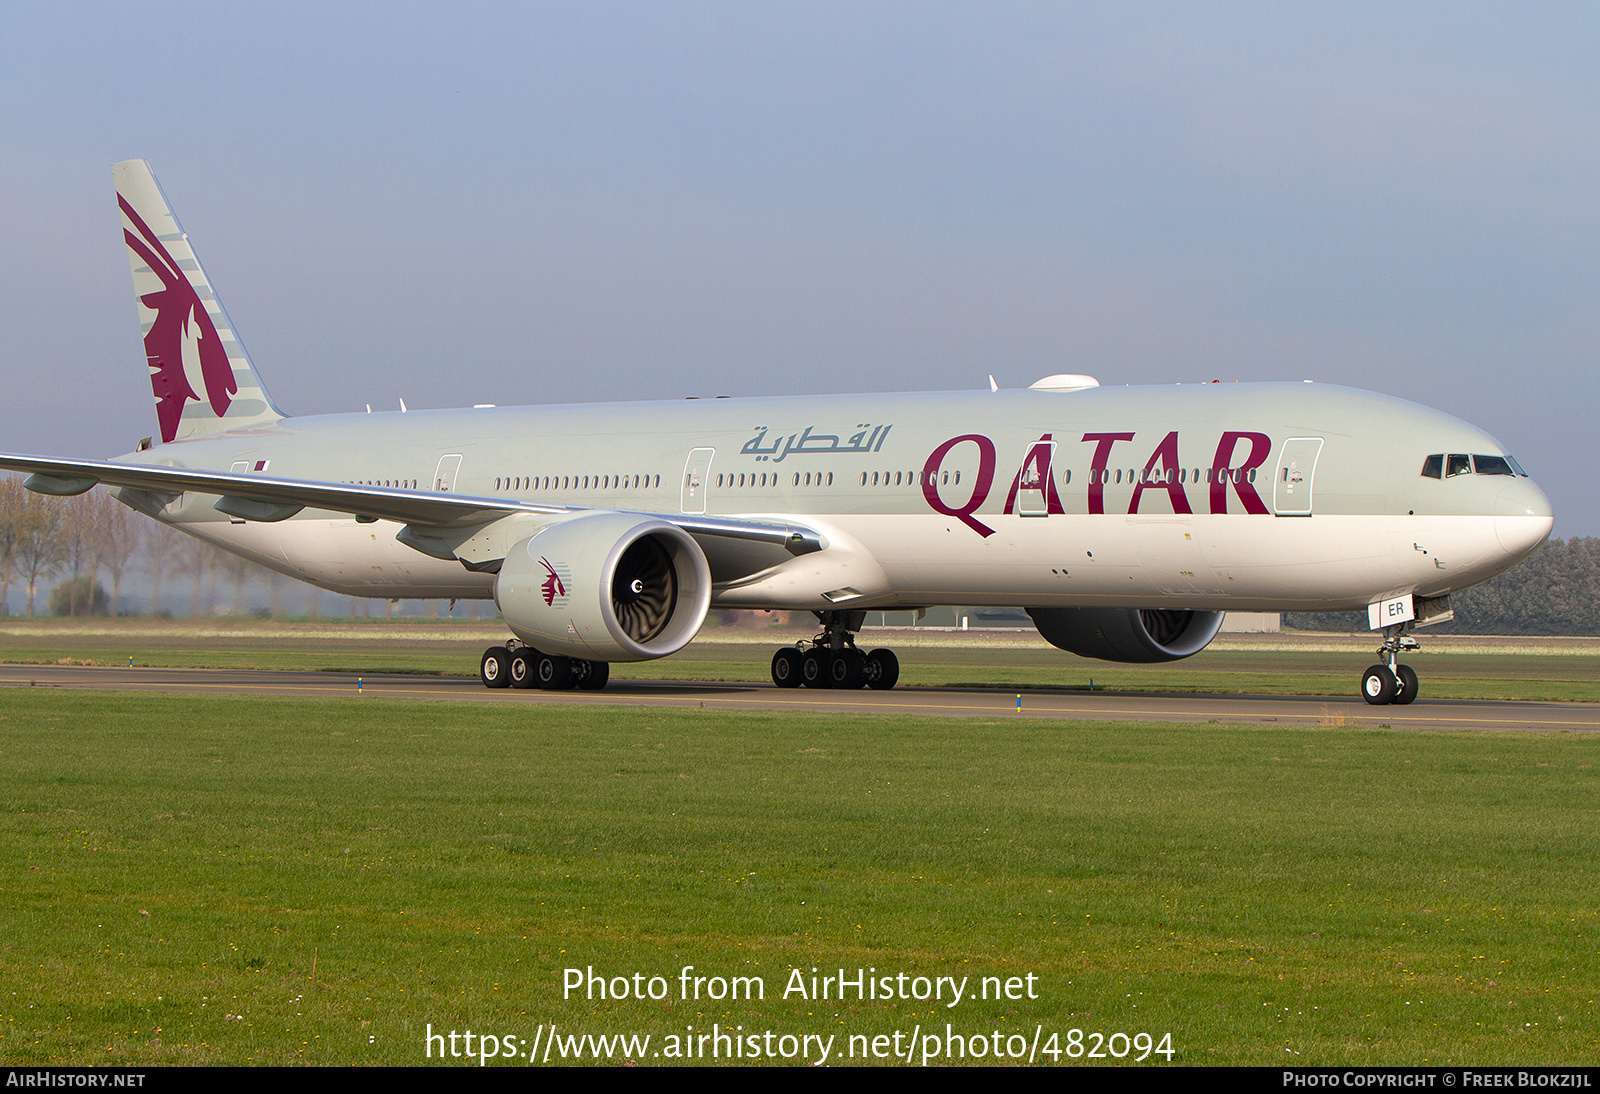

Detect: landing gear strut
[480, 640, 610, 691]
[770, 610, 900, 690]
[1361, 623, 1419, 706]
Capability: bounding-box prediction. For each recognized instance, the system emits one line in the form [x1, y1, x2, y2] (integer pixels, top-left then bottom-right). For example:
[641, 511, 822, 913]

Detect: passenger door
[1273, 438, 1324, 516]
[681, 448, 715, 514]
[433, 453, 463, 493]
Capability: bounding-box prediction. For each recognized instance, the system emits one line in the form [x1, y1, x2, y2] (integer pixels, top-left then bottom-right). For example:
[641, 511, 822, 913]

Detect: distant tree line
[1285, 538, 1600, 636]
[0, 478, 322, 618]
[0, 477, 483, 620]
[1, 478, 144, 617]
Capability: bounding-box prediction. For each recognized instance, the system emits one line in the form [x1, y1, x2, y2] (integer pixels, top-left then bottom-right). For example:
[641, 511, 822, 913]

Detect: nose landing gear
[770, 610, 901, 690]
[1361, 623, 1420, 706]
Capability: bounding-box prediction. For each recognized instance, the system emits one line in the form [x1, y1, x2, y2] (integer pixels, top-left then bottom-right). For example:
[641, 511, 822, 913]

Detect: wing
[0, 452, 824, 558]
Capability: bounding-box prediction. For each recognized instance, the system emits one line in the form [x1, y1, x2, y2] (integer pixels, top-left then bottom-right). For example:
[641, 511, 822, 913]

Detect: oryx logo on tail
[119, 194, 236, 443]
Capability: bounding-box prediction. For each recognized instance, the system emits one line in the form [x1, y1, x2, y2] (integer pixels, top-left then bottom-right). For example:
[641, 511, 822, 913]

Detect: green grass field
[1, 689, 1595, 1066]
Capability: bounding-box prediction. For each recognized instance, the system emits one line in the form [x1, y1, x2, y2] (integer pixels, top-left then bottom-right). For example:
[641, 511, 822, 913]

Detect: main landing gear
[1361, 623, 1420, 706]
[770, 610, 901, 691]
[480, 641, 610, 691]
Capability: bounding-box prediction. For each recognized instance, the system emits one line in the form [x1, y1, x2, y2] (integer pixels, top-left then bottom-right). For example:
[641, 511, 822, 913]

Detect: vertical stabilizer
[114, 160, 285, 444]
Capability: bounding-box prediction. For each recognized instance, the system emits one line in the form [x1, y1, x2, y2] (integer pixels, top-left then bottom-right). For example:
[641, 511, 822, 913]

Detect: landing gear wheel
[828, 648, 865, 689]
[1361, 664, 1396, 705]
[481, 647, 512, 689]
[1393, 664, 1419, 705]
[781, 610, 900, 692]
[537, 653, 573, 690]
[771, 648, 803, 688]
[574, 660, 610, 691]
[864, 648, 899, 690]
[1368, 620, 1421, 705]
[509, 649, 538, 689]
[801, 648, 830, 688]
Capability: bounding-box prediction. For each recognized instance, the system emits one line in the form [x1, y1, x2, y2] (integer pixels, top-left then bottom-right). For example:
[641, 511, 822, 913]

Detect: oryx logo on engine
[539, 557, 570, 608]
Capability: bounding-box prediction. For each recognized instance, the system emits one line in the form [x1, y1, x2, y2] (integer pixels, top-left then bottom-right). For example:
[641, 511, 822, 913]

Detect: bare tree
[0, 476, 21, 616]
[172, 533, 214, 616]
[140, 519, 188, 617]
[94, 490, 146, 617]
[62, 490, 123, 615]
[217, 549, 254, 615]
[12, 491, 67, 617]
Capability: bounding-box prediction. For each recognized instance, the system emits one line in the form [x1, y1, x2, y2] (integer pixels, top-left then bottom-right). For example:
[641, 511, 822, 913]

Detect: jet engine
[495, 513, 712, 662]
[1026, 607, 1224, 663]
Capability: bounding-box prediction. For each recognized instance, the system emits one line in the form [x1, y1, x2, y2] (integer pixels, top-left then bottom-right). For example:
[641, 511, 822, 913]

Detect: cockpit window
[1422, 452, 1529, 479]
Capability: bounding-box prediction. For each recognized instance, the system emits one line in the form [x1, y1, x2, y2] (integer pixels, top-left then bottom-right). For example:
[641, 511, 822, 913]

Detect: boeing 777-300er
[0, 161, 1556, 703]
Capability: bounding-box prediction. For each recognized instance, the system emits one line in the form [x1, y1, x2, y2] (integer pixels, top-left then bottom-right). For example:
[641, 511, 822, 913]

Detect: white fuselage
[143, 382, 1552, 614]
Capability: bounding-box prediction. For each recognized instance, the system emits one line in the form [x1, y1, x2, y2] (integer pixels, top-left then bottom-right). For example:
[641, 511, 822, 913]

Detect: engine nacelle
[1027, 607, 1224, 663]
[495, 513, 712, 662]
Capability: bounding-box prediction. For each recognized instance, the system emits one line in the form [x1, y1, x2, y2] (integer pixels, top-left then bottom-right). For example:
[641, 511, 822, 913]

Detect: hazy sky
[3, 3, 1596, 533]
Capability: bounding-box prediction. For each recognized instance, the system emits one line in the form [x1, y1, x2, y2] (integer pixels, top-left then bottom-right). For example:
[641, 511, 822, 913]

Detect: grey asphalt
[2, 663, 1596, 732]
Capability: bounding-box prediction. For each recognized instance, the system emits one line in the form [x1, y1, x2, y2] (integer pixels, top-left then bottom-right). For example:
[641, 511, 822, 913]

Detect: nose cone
[1495, 479, 1554, 560]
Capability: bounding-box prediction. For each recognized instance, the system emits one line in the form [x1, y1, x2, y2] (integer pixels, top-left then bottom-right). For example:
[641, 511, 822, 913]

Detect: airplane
[0, 160, 1555, 704]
